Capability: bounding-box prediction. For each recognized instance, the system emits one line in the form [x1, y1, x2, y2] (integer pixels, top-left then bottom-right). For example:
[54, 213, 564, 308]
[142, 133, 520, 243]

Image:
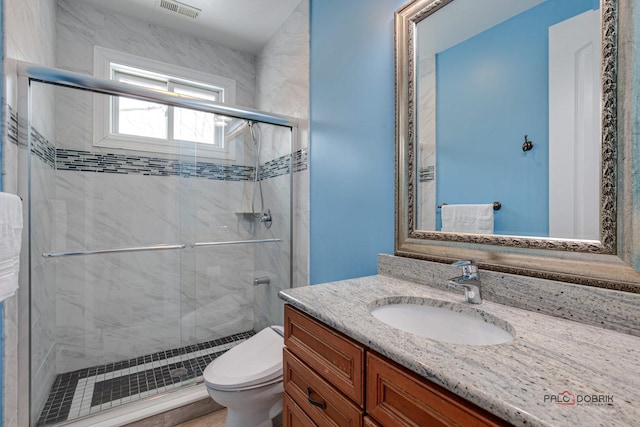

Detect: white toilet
[203, 326, 285, 427]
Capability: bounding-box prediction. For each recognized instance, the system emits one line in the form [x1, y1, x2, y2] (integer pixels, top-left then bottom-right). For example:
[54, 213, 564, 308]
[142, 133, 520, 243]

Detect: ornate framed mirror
[395, 0, 640, 292]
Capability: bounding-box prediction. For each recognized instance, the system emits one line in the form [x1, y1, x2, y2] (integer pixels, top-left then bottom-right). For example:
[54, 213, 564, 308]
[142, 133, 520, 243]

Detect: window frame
[93, 46, 237, 159]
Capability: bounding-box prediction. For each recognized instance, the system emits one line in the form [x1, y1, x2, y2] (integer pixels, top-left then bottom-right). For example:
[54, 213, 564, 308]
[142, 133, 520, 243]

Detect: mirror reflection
[415, 0, 601, 240]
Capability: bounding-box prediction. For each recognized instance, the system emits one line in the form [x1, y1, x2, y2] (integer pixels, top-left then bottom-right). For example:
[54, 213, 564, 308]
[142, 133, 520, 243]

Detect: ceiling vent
[156, 0, 201, 19]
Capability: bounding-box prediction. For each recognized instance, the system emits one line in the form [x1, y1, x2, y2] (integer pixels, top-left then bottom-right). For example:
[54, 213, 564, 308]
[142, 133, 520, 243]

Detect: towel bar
[437, 202, 501, 211]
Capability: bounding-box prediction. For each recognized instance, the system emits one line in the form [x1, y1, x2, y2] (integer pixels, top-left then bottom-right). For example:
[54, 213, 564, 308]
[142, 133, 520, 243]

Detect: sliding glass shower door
[30, 82, 194, 425]
[27, 79, 293, 425]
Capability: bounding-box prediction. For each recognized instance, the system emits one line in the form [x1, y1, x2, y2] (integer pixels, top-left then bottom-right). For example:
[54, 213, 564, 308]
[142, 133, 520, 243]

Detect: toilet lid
[203, 326, 284, 391]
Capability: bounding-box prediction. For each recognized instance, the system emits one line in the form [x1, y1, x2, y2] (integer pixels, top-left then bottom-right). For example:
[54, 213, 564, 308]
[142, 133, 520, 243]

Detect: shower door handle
[43, 243, 186, 257]
[191, 238, 282, 247]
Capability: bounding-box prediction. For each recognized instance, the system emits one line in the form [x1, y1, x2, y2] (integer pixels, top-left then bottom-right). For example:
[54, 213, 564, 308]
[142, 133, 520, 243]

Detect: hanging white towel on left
[441, 204, 494, 234]
[0, 192, 23, 302]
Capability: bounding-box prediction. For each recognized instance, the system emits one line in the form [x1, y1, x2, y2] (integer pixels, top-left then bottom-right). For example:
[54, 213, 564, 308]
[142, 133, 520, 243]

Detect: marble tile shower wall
[53, 167, 188, 373]
[256, 0, 309, 162]
[252, 171, 293, 331]
[5, 0, 58, 423]
[254, 0, 310, 331]
[30, 84, 305, 374]
[2, 108, 22, 427]
[49, 145, 304, 373]
[417, 54, 436, 230]
[10, 104, 59, 422]
[50, 0, 310, 374]
[24, 78, 60, 426]
[6, 101, 64, 422]
[56, 0, 257, 108]
[248, 127, 296, 332]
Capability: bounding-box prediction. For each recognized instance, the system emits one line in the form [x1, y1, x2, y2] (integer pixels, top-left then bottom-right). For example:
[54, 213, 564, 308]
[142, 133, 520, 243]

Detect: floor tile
[36, 332, 254, 426]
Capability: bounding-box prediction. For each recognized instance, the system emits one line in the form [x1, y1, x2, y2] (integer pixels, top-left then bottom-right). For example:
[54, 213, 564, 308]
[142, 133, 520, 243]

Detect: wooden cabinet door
[284, 392, 316, 427]
[285, 305, 365, 406]
[363, 415, 382, 427]
[366, 352, 510, 427]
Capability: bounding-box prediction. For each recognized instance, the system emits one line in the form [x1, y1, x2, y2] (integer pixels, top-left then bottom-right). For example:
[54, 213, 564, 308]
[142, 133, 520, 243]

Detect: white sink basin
[370, 299, 514, 346]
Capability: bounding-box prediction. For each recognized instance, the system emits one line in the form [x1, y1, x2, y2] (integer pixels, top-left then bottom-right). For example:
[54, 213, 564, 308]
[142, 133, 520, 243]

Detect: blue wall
[436, 0, 597, 236]
[309, 0, 403, 284]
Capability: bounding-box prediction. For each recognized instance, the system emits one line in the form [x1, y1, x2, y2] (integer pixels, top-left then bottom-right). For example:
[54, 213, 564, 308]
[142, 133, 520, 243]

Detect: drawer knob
[306, 387, 327, 410]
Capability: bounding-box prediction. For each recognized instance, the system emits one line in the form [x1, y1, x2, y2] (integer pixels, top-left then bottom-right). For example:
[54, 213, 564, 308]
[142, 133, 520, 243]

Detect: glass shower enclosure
[18, 63, 296, 426]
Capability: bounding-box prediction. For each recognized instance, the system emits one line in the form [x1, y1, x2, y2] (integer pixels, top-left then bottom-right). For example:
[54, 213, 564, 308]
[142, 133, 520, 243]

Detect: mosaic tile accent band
[419, 165, 435, 182]
[11, 107, 309, 181]
[36, 331, 255, 426]
[9, 104, 57, 168]
[22, 119, 308, 181]
[260, 149, 308, 179]
[293, 149, 308, 173]
[56, 149, 255, 181]
[31, 128, 56, 169]
[260, 154, 289, 180]
[8, 106, 18, 146]
[56, 149, 308, 181]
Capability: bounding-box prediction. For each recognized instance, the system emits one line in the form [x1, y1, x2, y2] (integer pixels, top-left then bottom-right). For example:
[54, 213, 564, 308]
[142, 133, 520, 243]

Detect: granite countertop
[278, 275, 640, 427]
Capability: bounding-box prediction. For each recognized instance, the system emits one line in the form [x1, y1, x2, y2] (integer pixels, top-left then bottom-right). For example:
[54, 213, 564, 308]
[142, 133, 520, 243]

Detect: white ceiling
[75, 0, 302, 54]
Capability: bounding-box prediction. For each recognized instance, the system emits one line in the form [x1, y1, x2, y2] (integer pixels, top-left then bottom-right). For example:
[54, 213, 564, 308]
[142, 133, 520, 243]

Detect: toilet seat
[204, 326, 284, 391]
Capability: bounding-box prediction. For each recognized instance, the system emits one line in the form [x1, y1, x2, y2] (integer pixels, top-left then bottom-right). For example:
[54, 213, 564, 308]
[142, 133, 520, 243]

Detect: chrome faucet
[447, 260, 482, 304]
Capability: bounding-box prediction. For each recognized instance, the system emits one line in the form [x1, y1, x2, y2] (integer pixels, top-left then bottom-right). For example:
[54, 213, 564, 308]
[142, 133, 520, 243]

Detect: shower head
[224, 120, 250, 139]
[248, 121, 258, 142]
[224, 120, 259, 144]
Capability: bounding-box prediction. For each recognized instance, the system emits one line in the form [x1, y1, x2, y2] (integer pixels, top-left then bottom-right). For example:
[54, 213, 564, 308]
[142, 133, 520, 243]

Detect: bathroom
[1, 0, 639, 426]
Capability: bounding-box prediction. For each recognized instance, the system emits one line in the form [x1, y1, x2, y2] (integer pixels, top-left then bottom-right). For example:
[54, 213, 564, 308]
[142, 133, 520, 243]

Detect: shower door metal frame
[16, 61, 298, 426]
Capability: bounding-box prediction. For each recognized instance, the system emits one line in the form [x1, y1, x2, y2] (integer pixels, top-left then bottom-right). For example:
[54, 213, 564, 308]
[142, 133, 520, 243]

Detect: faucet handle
[452, 260, 478, 276]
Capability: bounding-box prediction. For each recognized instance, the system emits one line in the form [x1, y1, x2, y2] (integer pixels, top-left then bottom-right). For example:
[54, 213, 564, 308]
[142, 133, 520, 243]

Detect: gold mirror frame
[395, 0, 640, 292]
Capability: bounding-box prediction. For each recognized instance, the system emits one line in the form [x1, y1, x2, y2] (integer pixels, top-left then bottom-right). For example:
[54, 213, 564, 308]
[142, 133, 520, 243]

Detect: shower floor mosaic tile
[36, 331, 255, 426]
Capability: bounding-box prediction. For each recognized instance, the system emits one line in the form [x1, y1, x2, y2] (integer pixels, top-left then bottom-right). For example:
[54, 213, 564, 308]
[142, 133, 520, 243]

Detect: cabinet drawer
[284, 392, 316, 427]
[284, 305, 365, 406]
[366, 352, 510, 427]
[363, 416, 382, 427]
[284, 349, 364, 427]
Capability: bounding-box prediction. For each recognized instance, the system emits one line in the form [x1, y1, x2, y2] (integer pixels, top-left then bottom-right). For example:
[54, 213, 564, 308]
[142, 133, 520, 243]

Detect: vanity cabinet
[283, 305, 511, 427]
[283, 304, 365, 426]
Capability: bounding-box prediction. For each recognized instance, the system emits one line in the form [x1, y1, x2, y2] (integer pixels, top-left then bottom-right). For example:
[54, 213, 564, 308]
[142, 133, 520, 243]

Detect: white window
[93, 47, 237, 159]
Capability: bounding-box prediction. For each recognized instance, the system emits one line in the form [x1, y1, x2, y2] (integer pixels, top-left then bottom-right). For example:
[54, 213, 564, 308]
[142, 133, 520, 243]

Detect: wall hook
[522, 135, 534, 152]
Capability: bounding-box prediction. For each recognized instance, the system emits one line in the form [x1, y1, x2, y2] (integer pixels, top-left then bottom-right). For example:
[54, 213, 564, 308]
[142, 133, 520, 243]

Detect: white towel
[0, 192, 23, 302]
[441, 204, 494, 234]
